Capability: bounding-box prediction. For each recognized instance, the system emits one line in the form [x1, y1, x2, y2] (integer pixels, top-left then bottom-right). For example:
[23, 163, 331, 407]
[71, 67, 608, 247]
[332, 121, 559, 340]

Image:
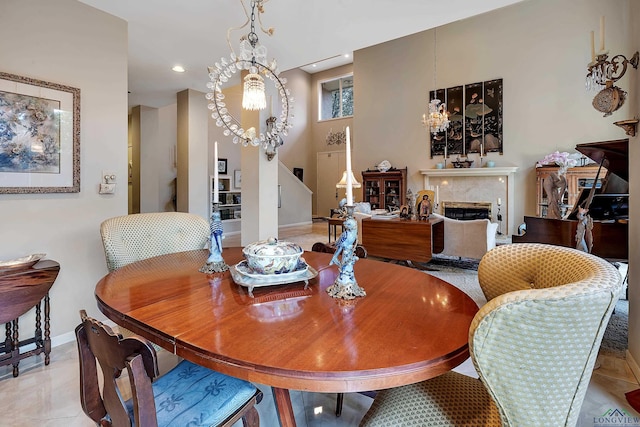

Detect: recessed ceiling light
[312, 64, 317, 68]
[344, 54, 350, 58]
[172, 65, 186, 73]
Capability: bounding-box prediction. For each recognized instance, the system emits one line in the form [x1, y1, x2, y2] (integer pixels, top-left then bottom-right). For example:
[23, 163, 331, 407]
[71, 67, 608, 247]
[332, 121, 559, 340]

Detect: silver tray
[230, 263, 318, 297]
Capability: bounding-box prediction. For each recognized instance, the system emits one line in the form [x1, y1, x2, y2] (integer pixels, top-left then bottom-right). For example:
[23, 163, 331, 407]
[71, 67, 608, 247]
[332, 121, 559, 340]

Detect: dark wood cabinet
[361, 168, 407, 210]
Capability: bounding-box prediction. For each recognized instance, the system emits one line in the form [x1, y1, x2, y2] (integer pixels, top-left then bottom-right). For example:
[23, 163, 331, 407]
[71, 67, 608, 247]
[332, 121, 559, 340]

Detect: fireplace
[419, 166, 518, 235]
[442, 201, 492, 220]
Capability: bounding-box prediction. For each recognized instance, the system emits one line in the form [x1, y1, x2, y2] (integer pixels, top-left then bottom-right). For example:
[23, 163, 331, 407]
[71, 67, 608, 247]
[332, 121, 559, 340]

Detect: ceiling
[79, 0, 525, 108]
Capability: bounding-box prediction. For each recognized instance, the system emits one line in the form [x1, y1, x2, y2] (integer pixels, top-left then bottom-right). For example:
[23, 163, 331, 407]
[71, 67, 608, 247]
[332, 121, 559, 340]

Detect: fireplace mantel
[419, 166, 518, 179]
[419, 166, 519, 235]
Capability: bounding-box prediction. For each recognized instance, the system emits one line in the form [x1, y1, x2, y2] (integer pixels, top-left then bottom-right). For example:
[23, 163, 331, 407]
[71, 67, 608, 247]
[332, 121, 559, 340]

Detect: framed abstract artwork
[0, 72, 80, 193]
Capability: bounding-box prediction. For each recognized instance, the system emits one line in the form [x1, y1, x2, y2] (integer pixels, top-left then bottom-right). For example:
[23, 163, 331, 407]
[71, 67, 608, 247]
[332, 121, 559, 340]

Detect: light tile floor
[1, 221, 637, 426]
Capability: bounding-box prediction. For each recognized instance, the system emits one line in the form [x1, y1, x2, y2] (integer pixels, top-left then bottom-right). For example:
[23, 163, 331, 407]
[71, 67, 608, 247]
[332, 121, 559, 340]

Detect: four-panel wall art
[430, 78, 503, 158]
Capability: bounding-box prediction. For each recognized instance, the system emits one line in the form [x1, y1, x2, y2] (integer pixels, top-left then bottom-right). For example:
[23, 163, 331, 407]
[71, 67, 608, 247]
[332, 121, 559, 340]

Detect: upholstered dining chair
[76, 310, 262, 427]
[360, 243, 623, 427]
[100, 212, 210, 350]
[100, 212, 210, 272]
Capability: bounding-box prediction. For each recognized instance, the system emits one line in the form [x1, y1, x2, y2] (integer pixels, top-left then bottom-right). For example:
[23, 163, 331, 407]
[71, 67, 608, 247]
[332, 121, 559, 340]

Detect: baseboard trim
[627, 350, 640, 383]
[51, 318, 118, 349]
[279, 221, 313, 229]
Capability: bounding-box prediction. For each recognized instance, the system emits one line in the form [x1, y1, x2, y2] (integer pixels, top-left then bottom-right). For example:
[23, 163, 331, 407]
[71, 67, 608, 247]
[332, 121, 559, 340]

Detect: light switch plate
[99, 183, 116, 194]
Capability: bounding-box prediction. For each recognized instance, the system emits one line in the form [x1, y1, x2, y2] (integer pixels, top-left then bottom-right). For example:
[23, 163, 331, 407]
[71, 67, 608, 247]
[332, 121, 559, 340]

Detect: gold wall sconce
[585, 17, 639, 117]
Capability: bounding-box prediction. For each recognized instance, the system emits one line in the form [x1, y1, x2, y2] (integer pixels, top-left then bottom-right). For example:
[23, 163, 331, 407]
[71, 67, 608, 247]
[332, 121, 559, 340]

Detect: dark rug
[422, 255, 480, 272]
[600, 298, 628, 358]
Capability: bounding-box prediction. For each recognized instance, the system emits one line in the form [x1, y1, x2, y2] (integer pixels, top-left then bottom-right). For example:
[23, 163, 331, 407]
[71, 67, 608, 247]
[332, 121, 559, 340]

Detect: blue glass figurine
[200, 207, 229, 273]
[326, 213, 366, 299]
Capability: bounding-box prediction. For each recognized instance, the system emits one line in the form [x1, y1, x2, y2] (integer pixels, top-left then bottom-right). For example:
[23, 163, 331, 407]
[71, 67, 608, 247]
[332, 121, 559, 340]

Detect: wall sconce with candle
[585, 16, 639, 117]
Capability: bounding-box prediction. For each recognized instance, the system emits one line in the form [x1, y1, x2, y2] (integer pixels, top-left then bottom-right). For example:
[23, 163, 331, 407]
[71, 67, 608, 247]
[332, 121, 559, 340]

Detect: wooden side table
[326, 217, 345, 243]
[0, 259, 59, 377]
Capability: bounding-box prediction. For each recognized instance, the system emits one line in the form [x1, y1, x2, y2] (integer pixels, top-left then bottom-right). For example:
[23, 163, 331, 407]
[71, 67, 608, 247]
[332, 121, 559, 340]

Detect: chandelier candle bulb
[345, 126, 353, 205]
[214, 141, 219, 203]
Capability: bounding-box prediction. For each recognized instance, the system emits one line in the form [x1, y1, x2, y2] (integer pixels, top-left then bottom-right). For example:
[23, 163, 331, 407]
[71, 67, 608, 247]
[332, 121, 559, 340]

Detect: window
[319, 74, 353, 121]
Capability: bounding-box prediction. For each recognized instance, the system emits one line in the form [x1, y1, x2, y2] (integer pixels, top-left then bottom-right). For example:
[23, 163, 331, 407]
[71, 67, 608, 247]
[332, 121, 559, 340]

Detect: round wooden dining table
[95, 248, 478, 427]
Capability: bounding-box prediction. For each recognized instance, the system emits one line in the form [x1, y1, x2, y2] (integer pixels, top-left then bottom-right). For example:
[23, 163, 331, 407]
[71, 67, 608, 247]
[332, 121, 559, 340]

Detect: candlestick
[345, 126, 353, 205]
[590, 30, 595, 62]
[214, 141, 219, 203]
[435, 186, 439, 206]
[444, 141, 447, 159]
[497, 197, 502, 206]
[599, 16, 605, 52]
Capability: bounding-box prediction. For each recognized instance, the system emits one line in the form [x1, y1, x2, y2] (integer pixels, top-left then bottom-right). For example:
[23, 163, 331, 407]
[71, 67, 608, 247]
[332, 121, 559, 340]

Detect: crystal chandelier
[423, 99, 450, 134]
[206, 0, 293, 149]
[421, 28, 449, 135]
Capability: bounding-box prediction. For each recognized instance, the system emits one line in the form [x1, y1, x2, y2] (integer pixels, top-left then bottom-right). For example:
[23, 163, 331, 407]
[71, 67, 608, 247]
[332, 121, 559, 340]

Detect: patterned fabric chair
[76, 310, 262, 426]
[360, 243, 623, 427]
[99, 212, 210, 349]
[100, 212, 210, 272]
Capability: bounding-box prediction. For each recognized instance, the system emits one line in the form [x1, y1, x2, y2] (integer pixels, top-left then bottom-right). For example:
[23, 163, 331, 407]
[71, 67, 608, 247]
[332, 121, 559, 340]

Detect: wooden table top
[95, 248, 478, 393]
[0, 260, 59, 324]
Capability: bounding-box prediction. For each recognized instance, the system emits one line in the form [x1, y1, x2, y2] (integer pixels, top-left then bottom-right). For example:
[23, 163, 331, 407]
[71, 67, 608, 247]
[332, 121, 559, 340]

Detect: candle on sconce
[599, 16, 605, 52]
[497, 197, 502, 206]
[435, 186, 439, 205]
[214, 141, 219, 203]
[590, 30, 596, 62]
[345, 126, 353, 205]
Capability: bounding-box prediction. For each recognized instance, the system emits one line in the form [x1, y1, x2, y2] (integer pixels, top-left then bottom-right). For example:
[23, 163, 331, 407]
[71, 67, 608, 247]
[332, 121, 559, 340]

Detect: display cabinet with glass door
[361, 168, 407, 211]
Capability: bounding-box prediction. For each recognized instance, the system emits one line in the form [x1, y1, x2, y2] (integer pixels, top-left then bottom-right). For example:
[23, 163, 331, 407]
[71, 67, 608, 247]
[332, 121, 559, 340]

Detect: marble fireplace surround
[419, 167, 518, 236]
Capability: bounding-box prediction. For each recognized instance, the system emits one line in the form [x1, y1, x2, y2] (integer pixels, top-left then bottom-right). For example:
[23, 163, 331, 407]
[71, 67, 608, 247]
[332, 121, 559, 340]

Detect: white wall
[140, 104, 177, 212]
[354, 0, 633, 235]
[626, 0, 640, 376]
[0, 0, 128, 339]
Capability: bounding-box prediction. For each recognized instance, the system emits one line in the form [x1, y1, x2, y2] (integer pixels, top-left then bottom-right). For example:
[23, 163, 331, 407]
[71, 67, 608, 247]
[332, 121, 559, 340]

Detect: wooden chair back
[76, 310, 159, 426]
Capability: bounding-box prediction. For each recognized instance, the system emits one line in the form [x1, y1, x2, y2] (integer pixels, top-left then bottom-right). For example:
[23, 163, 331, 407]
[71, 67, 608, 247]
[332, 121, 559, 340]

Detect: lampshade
[336, 170, 361, 188]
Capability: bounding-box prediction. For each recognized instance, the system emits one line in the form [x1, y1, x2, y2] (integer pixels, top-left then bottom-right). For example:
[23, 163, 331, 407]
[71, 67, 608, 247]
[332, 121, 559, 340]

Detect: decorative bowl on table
[242, 238, 304, 275]
[452, 159, 474, 168]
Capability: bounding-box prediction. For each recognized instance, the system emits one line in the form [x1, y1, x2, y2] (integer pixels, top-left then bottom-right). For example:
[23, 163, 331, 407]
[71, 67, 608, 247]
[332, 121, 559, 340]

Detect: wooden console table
[325, 217, 345, 243]
[362, 217, 444, 264]
[0, 259, 59, 377]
